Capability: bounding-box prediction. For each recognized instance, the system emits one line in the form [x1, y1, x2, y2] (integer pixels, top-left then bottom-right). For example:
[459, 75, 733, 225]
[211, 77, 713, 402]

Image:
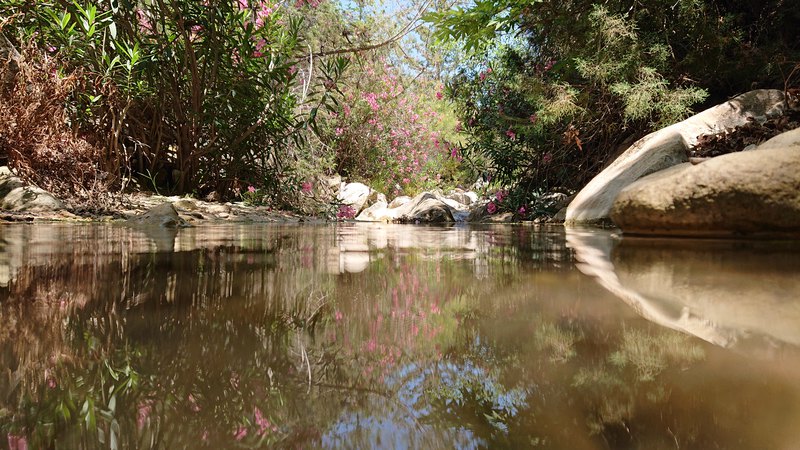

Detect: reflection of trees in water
[0, 227, 356, 448]
[5, 224, 795, 449]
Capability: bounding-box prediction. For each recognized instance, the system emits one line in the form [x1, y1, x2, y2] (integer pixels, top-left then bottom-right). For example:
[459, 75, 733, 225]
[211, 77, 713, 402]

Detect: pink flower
[479, 71, 487, 81]
[248, 185, 256, 193]
[505, 128, 516, 140]
[288, 65, 298, 75]
[253, 38, 267, 57]
[518, 206, 526, 215]
[301, 181, 313, 193]
[435, 91, 443, 100]
[334, 310, 343, 321]
[487, 202, 497, 214]
[402, 178, 410, 184]
[529, 114, 538, 123]
[136, 9, 153, 32]
[337, 205, 356, 219]
[542, 153, 553, 164]
[334, 127, 344, 136]
[255, 4, 273, 28]
[495, 190, 506, 203]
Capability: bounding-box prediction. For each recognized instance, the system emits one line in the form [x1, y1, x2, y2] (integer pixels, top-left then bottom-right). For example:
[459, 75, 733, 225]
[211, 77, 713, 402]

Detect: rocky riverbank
[0, 167, 571, 226]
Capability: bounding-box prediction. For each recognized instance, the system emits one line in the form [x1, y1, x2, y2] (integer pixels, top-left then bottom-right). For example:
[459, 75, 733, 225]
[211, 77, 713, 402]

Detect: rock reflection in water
[567, 227, 800, 350]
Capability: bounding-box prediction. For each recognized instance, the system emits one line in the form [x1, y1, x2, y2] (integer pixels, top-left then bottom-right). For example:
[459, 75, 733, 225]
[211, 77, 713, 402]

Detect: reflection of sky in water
[323, 353, 530, 448]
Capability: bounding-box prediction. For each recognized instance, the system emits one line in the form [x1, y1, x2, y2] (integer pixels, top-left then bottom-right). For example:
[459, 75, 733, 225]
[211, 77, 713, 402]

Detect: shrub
[2, 0, 339, 202]
[0, 41, 107, 207]
[428, 0, 800, 205]
[324, 58, 464, 197]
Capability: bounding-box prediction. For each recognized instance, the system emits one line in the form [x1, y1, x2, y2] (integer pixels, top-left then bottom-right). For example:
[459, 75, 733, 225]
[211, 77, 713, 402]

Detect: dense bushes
[428, 0, 800, 210]
[2, 0, 340, 202]
[1, 0, 467, 207]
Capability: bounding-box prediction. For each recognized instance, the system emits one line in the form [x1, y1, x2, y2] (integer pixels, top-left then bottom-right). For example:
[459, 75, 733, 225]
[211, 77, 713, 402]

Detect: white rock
[566, 89, 786, 223]
[337, 182, 372, 213]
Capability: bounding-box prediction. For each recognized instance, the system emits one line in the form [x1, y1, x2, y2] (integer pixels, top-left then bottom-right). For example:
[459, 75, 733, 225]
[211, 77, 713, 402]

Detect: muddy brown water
[1, 223, 799, 449]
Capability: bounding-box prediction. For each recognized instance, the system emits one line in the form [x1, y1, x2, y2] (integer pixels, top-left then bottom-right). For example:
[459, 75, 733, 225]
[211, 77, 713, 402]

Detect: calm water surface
[1, 223, 799, 449]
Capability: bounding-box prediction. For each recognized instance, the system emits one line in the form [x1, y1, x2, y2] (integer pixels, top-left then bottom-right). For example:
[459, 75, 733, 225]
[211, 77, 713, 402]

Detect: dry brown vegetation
[0, 42, 113, 210]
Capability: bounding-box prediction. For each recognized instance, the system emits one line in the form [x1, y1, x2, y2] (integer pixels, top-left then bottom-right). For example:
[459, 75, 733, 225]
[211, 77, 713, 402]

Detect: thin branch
[307, 0, 433, 59]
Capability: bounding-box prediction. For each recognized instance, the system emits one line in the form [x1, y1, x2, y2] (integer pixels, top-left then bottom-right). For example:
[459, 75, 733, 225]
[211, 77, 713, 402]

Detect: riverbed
[1, 223, 799, 449]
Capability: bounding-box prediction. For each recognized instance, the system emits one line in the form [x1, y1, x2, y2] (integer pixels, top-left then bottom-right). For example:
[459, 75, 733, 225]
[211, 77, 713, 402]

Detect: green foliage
[427, 0, 800, 201]
[1, 0, 335, 201]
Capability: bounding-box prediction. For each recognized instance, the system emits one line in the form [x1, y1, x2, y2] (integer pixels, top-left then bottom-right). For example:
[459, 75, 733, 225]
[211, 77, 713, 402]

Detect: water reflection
[1, 223, 799, 449]
[567, 227, 800, 351]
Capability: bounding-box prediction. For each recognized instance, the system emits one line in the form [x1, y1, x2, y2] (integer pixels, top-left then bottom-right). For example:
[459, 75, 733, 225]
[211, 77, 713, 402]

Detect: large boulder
[610, 128, 800, 237]
[0, 167, 65, 212]
[393, 193, 454, 223]
[128, 202, 189, 228]
[566, 89, 786, 223]
[337, 182, 372, 214]
[355, 200, 392, 222]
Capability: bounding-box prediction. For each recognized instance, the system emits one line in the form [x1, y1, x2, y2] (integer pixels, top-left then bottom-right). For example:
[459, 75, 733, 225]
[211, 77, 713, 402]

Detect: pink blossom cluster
[331, 61, 453, 195]
[337, 204, 356, 219]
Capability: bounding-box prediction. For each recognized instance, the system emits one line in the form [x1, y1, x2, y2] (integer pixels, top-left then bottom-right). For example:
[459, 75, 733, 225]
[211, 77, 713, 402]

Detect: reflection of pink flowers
[188, 393, 201, 412]
[7, 435, 27, 450]
[234, 426, 248, 441]
[487, 202, 497, 214]
[254, 407, 277, 435]
[137, 401, 152, 430]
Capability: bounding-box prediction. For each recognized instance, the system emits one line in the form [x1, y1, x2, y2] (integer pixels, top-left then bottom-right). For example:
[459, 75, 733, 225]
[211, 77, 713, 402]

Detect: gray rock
[393, 193, 454, 223]
[446, 190, 473, 205]
[366, 190, 387, 206]
[128, 202, 189, 228]
[0, 167, 65, 212]
[610, 128, 800, 237]
[566, 89, 786, 223]
[389, 196, 412, 209]
[356, 201, 392, 222]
